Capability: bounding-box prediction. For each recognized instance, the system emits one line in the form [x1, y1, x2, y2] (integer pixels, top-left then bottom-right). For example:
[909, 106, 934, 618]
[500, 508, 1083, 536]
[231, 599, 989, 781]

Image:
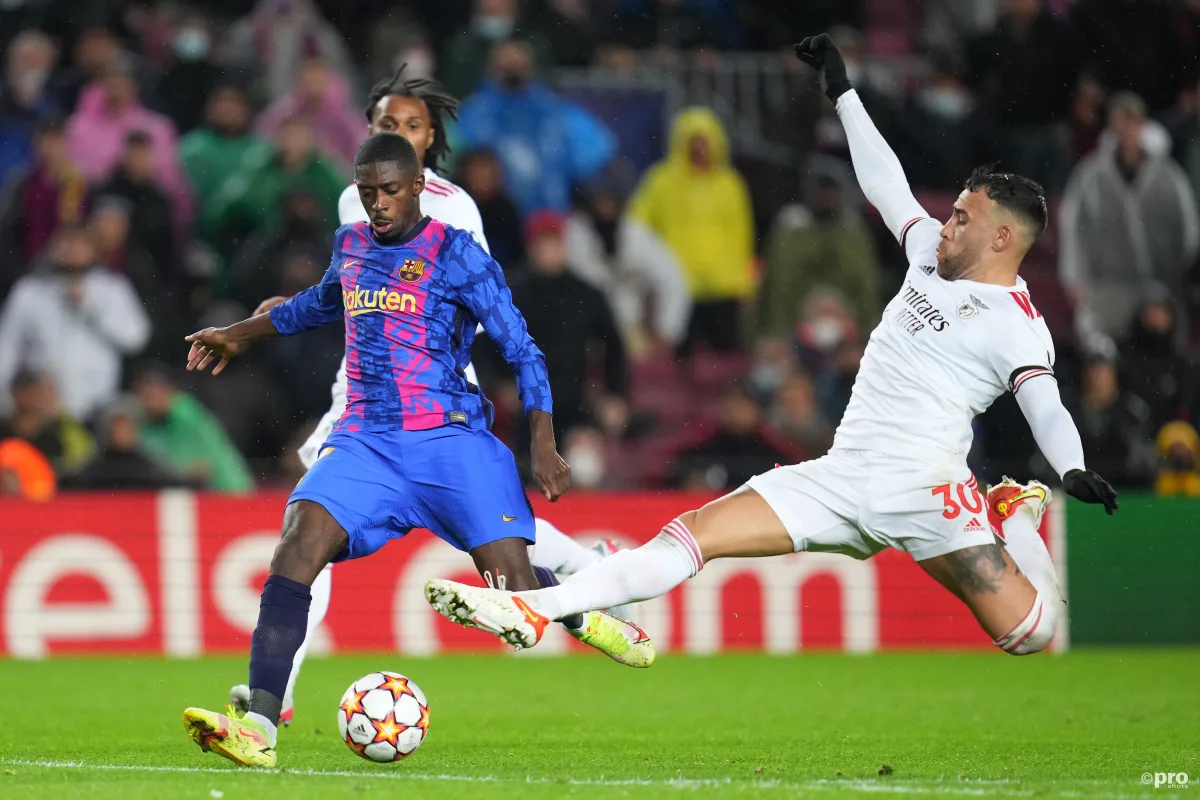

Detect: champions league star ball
[338, 671, 430, 762]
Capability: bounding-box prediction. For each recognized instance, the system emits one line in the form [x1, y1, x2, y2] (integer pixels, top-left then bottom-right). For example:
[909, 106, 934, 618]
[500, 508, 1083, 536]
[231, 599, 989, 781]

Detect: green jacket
[139, 394, 253, 494]
[755, 210, 880, 338]
[179, 129, 273, 209]
[200, 148, 345, 248]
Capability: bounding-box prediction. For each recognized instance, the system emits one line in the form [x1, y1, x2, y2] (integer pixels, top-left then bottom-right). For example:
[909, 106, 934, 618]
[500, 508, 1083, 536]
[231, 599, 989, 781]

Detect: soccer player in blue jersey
[180, 133, 654, 769]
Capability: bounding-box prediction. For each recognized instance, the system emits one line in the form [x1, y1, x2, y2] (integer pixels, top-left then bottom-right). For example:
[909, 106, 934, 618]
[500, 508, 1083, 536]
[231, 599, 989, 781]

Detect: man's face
[688, 135, 711, 169]
[103, 72, 136, 109]
[51, 232, 95, 272]
[124, 141, 154, 181]
[134, 378, 174, 419]
[13, 377, 55, 416]
[370, 95, 434, 168]
[1112, 110, 1143, 151]
[299, 60, 328, 103]
[90, 209, 130, 254]
[209, 88, 249, 135]
[277, 120, 311, 163]
[720, 392, 760, 435]
[490, 41, 533, 91]
[530, 233, 566, 274]
[35, 130, 67, 166]
[937, 190, 994, 280]
[355, 161, 424, 240]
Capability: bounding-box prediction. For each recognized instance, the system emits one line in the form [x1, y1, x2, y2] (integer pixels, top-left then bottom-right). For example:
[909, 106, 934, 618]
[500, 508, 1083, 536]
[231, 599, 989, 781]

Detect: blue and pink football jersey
[270, 217, 551, 433]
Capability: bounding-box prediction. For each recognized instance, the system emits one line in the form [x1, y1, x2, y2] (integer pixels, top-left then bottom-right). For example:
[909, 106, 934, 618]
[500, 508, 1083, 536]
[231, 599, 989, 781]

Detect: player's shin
[246, 575, 312, 743]
[282, 564, 333, 716]
[520, 518, 703, 621]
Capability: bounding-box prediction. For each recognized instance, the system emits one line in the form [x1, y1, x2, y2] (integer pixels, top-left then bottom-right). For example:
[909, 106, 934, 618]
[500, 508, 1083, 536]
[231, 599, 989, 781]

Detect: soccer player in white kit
[233, 67, 630, 726]
[422, 35, 1120, 657]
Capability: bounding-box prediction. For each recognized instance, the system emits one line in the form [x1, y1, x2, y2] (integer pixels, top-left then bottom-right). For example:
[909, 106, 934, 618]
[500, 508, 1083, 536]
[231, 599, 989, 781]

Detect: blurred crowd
[2, 0, 1200, 501]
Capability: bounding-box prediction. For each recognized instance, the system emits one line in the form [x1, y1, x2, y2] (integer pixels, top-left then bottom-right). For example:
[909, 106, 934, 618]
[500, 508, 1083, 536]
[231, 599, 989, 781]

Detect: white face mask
[566, 446, 605, 489]
[810, 317, 845, 351]
[918, 87, 972, 122]
[10, 67, 48, 99]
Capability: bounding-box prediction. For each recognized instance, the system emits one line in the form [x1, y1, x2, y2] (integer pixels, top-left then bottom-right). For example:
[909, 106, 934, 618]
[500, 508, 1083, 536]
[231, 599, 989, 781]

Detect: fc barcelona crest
[400, 258, 426, 283]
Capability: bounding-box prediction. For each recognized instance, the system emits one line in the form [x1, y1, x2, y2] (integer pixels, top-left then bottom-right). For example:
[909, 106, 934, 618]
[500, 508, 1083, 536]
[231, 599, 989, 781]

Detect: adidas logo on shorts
[963, 517, 986, 533]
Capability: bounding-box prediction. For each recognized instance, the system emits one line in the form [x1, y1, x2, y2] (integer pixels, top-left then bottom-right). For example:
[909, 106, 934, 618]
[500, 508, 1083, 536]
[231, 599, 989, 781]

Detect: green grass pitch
[0, 651, 1194, 799]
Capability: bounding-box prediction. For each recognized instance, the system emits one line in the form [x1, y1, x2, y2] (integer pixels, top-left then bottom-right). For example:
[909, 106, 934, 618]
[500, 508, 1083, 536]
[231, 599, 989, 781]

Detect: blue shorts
[289, 426, 535, 562]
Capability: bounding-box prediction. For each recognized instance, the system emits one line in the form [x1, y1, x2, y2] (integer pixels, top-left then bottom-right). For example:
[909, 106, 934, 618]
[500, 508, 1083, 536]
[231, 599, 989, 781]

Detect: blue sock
[248, 575, 311, 725]
[532, 565, 584, 629]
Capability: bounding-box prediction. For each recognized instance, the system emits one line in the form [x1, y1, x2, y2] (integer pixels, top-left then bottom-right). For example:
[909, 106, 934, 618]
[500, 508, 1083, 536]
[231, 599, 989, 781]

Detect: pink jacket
[66, 83, 194, 230]
[254, 71, 362, 170]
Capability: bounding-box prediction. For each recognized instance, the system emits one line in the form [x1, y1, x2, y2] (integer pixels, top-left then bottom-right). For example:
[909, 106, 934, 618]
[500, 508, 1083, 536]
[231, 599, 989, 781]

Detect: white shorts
[745, 449, 996, 562]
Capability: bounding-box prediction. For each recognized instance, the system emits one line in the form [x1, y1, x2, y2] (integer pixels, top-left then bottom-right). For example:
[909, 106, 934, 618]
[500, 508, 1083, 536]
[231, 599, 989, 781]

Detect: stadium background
[0, 0, 1196, 663]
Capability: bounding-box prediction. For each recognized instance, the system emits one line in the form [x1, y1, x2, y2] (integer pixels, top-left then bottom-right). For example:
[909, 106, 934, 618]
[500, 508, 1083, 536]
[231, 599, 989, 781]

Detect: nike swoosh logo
[342, 259, 359, 270]
[512, 596, 543, 626]
[502, 514, 517, 522]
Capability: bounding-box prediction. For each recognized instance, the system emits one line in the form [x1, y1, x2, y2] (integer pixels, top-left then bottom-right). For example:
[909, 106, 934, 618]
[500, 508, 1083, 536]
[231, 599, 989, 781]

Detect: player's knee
[994, 592, 1059, 655]
[272, 500, 348, 583]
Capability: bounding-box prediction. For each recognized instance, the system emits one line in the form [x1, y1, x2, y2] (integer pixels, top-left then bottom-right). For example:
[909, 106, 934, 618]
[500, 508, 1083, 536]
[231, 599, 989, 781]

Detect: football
[337, 671, 430, 762]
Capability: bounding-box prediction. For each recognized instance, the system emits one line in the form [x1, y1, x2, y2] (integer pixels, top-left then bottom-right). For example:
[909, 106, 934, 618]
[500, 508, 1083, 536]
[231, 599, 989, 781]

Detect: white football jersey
[300, 169, 491, 468]
[831, 217, 1055, 468]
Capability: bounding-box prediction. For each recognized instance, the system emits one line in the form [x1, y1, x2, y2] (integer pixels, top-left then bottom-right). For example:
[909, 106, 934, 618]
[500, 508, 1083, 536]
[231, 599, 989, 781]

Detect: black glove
[1062, 469, 1119, 515]
[793, 34, 853, 104]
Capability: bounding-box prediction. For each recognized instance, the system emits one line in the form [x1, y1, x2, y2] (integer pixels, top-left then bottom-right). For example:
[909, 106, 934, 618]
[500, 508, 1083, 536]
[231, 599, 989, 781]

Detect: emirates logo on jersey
[894, 283, 949, 336]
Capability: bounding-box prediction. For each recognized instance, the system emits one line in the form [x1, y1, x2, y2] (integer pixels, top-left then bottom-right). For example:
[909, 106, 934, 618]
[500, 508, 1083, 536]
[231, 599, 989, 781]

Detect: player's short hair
[354, 132, 420, 177]
[364, 64, 459, 172]
[963, 164, 1048, 239]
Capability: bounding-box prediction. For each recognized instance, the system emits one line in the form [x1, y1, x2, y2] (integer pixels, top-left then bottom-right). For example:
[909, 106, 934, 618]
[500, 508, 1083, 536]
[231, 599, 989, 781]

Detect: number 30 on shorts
[932, 480, 984, 520]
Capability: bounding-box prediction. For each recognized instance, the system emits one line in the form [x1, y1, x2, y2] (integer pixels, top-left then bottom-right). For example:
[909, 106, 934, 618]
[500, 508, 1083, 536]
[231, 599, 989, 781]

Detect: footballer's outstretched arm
[1013, 373, 1119, 514]
[794, 34, 929, 245]
[185, 262, 344, 375]
[456, 237, 570, 500]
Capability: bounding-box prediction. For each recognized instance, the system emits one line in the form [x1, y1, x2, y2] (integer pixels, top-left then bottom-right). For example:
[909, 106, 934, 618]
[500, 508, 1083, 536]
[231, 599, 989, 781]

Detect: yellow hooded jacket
[627, 107, 755, 302]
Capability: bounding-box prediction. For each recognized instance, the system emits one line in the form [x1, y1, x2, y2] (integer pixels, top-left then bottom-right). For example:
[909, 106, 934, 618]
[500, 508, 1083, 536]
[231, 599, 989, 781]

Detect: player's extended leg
[426, 487, 795, 647]
[918, 480, 1061, 655]
[184, 500, 347, 767]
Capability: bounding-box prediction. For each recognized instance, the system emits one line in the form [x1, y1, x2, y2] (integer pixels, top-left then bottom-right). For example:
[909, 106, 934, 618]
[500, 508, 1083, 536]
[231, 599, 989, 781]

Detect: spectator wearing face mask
[756, 170, 879, 340]
[457, 40, 616, 215]
[440, 0, 553, 98]
[793, 287, 859, 377]
[0, 224, 149, 421]
[152, 14, 222, 135]
[891, 53, 986, 191]
[0, 30, 60, 187]
[0, 369, 95, 478]
[66, 54, 193, 231]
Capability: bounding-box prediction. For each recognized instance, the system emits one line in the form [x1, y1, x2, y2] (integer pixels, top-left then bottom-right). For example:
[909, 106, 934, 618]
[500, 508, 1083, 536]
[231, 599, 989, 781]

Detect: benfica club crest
[400, 258, 426, 283]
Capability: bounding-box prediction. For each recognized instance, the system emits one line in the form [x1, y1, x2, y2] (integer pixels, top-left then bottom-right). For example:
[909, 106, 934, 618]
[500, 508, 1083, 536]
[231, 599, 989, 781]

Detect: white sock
[994, 502, 1063, 654]
[1000, 503, 1063, 605]
[283, 564, 333, 709]
[245, 712, 278, 746]
[521, 519, 702, 620]
[528, 518, 603, 575]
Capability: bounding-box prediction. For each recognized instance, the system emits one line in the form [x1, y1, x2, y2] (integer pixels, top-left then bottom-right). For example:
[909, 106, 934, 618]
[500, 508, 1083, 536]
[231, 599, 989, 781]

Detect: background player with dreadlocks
[234, 67, 632, 727]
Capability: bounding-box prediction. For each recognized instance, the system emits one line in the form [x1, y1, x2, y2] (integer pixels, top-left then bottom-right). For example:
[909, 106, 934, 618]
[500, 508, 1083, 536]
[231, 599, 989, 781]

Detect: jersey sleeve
[989, 312, 1056, 395]
[269, 252, 343, 335]
[451, 233, 552, 415]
